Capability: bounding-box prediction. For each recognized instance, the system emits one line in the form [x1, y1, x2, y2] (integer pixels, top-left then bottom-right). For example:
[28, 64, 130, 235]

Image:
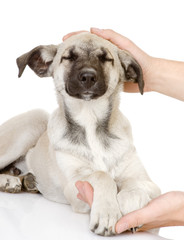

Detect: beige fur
[0, 33, 160, 236]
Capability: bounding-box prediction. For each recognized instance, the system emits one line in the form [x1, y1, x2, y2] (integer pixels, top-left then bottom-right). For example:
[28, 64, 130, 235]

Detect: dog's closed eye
[61, 49, 78, 63]
[98, 48, 114, 64]
[98, 53, 114, 64]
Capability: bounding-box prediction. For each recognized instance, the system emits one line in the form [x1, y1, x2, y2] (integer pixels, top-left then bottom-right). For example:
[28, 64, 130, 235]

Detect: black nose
[79, 71, 97, 88]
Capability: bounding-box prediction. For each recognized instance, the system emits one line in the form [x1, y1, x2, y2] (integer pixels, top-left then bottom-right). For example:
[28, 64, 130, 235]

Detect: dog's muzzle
[65, 68, 107, 101]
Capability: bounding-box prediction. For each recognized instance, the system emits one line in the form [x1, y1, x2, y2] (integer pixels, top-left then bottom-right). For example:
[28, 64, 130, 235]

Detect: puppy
[0, 33, 160, 236]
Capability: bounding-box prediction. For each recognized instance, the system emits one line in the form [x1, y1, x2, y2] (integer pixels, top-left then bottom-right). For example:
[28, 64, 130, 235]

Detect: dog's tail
[0, 109, 49, 170]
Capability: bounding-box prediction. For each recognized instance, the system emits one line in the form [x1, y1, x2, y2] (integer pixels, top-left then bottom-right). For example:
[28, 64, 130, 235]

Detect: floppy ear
[118, 49, 144, 94]
[16, 45, 58, 78]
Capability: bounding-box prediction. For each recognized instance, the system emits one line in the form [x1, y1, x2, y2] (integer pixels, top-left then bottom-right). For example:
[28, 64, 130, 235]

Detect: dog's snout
[79, 71, 97, 88]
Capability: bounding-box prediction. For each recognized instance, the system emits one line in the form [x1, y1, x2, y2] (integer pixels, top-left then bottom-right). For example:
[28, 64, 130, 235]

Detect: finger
[83, 181, 94, 207]
[75, 181, 85, 196]
[63, 30, 88, 41]
[75, 181, 94, 207]
[90, 28, 131, 50]
[76, 181, 90, 204]
[115, 207, 151, 234]
[77, 193, 84, 202]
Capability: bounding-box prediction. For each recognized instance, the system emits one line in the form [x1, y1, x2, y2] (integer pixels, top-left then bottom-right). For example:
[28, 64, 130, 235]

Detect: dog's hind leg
[0, 172, 39, 193]
[0, 174, 22, 193]
[0, 109, 49, 170]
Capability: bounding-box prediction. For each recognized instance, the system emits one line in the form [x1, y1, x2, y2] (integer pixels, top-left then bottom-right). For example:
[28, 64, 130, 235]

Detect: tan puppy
[0, 33, 160, 236]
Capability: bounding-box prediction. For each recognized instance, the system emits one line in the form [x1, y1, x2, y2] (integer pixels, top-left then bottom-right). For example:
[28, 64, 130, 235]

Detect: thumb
[115, 207, 149, 234]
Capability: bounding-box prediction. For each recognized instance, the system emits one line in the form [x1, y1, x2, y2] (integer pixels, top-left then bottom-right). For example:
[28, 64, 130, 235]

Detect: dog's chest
[61, 123, 121, 172]
[82, 124, 121, 172]
[49, 103, 129, 176]
[55, 107, 126, 173]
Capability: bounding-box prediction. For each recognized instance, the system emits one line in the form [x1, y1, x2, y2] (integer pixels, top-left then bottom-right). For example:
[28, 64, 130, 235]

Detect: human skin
[63, 28, 184, 233]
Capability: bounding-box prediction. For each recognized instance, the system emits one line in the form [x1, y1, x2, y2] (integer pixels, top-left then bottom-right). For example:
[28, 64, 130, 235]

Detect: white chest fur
[48, 95, 133, 179]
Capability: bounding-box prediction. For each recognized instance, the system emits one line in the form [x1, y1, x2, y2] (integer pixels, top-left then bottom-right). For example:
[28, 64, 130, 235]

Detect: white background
[0, 0, 184, 239]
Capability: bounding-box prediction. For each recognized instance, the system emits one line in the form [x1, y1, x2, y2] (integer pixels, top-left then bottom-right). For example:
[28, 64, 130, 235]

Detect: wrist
[161, 191, 184, 226]
[143, 56, 161, 92]
[145, 57, 184, 100]
[173, 191, 184, 225]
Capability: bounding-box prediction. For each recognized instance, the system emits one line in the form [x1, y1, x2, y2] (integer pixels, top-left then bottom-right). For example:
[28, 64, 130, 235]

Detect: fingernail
[116, 222, 129, 234]
[91, 27, 103, 33]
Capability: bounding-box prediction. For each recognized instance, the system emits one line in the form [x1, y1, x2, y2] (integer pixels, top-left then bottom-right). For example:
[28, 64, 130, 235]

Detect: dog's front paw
[117, 189, 151, 216]
[89, 201, 121, 236]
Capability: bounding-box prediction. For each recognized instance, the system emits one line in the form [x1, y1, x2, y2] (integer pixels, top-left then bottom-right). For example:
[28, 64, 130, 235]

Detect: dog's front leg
[64, 171, 121, 236]
[87, 171, 121, 236]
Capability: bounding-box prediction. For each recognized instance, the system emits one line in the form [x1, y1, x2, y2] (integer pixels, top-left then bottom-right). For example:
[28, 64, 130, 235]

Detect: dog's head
[17, 33, 144, 101]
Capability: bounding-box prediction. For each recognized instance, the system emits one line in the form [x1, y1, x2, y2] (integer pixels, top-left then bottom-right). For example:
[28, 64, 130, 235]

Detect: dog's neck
[59, 90, 120, 129]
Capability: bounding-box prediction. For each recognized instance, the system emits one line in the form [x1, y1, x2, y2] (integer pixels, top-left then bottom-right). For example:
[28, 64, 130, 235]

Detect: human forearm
[148, 58, 184, 101]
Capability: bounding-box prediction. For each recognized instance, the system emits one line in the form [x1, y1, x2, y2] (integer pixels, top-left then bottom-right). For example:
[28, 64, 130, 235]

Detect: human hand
[63, 28, 154, 93]
[75, 181, 94, 207]
[75, 181, 184, 233]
